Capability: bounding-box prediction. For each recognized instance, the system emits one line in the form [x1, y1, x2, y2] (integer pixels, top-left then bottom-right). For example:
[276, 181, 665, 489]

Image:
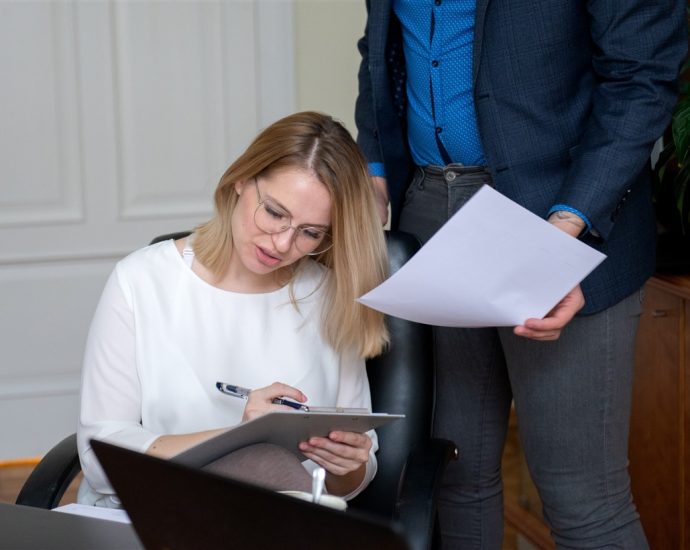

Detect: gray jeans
[399, 166, 648, 550]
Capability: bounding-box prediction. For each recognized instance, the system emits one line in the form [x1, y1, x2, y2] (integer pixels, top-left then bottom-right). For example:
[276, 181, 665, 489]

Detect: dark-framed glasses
[253, 179, 333, 255]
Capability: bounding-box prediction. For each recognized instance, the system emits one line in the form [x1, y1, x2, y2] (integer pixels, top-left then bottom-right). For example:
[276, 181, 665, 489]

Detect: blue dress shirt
[395, 0, 485, 168]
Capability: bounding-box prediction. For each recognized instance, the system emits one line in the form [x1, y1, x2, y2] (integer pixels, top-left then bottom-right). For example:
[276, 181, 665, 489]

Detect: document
[172, 411, 404, 468]
[359, 185, 606, 327]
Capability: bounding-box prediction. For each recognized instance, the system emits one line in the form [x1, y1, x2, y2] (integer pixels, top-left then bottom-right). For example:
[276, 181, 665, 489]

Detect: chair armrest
[395, 438, 458, 550]
[15, 433, 81, 509]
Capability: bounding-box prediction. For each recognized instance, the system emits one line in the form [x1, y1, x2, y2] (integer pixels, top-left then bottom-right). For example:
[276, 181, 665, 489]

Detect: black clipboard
[171, 411, 404, 468]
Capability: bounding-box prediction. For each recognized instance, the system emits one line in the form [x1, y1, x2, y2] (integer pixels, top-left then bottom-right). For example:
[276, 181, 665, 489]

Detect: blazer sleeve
[555, 0, 687, 239]
[355, 0, 384, 166]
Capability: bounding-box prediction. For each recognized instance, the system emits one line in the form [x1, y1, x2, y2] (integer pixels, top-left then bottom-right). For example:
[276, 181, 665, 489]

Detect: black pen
[216, 381, 310, 412]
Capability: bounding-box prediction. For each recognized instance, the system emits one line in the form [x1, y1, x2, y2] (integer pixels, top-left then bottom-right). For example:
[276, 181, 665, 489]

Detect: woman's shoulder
[116, 239, 179, 277]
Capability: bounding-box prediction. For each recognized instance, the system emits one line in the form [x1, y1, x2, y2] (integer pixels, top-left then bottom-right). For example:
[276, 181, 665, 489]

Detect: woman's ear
[234, 179, 247, 195]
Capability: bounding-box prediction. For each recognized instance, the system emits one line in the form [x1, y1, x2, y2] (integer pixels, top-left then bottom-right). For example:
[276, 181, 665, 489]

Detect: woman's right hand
[242, 382, 307, 422]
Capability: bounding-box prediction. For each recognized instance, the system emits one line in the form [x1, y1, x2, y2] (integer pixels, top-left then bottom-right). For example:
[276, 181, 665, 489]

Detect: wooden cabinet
[629, 275, 690, 550]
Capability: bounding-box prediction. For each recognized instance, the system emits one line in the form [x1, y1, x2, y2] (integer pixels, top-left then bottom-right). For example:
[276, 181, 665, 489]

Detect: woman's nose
[271, 227, 296, 252]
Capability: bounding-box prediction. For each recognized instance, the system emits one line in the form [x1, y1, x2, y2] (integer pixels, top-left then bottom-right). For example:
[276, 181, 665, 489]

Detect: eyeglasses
[252, 178, 333, 255]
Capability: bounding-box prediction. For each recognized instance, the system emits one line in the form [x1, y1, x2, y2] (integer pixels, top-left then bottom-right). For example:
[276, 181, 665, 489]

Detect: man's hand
[514, 284, 585, 341]
[371, 176, 390, 226]
[513, 209, 587, 341]
[547, 210, 586, 238]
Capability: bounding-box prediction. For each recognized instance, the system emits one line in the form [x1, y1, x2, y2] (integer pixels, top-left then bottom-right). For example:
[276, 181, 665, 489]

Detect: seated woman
[77, 111, 389, 507]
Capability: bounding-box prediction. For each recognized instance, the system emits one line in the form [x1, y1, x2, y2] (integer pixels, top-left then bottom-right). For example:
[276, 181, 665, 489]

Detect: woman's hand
[242, 382, 307, 422]
[298, 430, 372, 495]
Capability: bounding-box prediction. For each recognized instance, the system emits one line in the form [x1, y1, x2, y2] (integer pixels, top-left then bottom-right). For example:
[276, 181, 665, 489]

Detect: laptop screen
[91, 439, 409, 550]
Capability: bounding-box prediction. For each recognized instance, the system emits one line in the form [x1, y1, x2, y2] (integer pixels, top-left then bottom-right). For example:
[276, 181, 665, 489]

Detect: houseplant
[653, 48, 690, 272]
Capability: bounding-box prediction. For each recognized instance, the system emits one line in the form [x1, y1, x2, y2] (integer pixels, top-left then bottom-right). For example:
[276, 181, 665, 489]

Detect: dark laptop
[91, 439, 409, 550]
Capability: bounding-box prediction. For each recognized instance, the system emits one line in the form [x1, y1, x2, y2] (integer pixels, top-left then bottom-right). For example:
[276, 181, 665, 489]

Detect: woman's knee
[204, 443, 311, 492]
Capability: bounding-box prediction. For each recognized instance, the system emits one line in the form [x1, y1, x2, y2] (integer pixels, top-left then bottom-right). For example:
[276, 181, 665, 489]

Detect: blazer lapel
[370, 0, 392, 61]
[473, 0, 490, 84]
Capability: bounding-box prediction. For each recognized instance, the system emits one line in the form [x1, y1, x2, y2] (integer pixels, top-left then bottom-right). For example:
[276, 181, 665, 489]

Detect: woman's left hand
[299, 430, 371, 477]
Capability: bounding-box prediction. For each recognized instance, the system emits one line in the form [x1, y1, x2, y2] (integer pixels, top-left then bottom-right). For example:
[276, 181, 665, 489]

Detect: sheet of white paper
[358, 186, 606, 327]
[53, 502, 132, 524]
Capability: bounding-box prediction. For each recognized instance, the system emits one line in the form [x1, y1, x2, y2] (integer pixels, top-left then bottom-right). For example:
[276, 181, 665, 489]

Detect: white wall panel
[113, 1, 225, 219]
[0, 257, 115, 458]
[0, 259, 114, 385]
[0, 2, 83, 226]
[0, 395, 80, 459]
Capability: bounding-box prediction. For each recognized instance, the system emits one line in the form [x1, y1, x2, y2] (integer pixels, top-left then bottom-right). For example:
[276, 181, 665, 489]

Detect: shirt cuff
[368, 162, 386, 178]
[547, 204, 593, 233]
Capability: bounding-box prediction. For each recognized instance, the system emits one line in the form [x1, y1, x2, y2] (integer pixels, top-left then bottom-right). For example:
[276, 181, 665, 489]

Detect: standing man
[355, 1, 687, 548]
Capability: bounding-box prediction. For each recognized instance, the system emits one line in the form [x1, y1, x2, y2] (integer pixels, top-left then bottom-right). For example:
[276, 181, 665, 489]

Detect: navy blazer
[356, 0, 687, 314]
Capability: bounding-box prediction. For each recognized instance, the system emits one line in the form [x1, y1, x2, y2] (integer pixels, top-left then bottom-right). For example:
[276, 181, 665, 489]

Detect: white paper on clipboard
[171, 411, 404, 468]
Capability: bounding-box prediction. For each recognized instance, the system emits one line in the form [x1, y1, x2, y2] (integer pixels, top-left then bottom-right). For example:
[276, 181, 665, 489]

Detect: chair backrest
[348, 231, 434, 519]
[15, 433, 80, 509]
[150, 231, 192, 245]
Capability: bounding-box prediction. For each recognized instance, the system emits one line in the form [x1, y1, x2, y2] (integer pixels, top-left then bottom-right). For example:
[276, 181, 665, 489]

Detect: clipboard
[172, 411, 404, 468]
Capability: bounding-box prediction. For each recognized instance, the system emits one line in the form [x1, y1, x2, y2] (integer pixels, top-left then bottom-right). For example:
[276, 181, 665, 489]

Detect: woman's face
[230, 167, 332, 282]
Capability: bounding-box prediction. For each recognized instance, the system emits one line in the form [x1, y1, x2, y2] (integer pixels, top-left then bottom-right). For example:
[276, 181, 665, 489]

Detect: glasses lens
[254, 201, 333, 255]
[295, 228, 332, 255]
[255, 201, 289, 234]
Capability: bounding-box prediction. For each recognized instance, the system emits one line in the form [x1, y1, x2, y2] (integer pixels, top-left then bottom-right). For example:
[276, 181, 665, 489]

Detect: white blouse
[77, 239, 377, 505]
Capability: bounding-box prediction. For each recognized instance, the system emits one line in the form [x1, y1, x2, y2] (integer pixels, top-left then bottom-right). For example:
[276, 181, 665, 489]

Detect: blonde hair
[194, 112, 389, 358]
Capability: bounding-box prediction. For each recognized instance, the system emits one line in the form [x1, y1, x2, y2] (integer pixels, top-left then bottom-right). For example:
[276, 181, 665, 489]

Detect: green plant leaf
[683, 56, 690, 75]
[674, 162, 690, 233]
[681, 81, 690, 97]
[672, 98, 690, 164]
[655, 140, 676, 169]
[652, 141, 677, 204]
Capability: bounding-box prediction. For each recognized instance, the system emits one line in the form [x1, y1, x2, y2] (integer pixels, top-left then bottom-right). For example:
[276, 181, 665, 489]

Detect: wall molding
[0, 374, 81, 401]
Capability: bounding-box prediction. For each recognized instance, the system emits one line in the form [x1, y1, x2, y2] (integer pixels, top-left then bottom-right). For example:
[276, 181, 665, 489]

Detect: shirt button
[431, 60, 439, 68]
[435, 0, 441, 5]
[436, 127, 443, 134]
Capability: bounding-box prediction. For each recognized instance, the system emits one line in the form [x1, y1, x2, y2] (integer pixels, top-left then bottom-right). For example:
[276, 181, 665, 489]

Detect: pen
[216, 381, 310, 412]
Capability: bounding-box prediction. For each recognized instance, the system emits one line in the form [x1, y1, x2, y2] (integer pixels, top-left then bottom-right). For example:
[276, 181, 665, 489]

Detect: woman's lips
[256, 245, 281, 267]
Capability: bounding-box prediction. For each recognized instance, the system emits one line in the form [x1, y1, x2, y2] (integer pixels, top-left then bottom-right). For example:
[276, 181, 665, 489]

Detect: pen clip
[216, 382, 250, 399]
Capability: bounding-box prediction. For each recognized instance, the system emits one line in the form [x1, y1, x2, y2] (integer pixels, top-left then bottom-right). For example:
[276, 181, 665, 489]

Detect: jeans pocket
[402, 170, 424, 208]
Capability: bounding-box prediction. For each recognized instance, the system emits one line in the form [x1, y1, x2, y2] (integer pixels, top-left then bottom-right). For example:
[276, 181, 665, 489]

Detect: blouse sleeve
[302, 348, 379, 501]
[77, 264, 162, 494]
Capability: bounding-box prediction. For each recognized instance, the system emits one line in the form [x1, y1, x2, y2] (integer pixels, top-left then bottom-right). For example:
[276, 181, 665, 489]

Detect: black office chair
[16, 230, 457, 550]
